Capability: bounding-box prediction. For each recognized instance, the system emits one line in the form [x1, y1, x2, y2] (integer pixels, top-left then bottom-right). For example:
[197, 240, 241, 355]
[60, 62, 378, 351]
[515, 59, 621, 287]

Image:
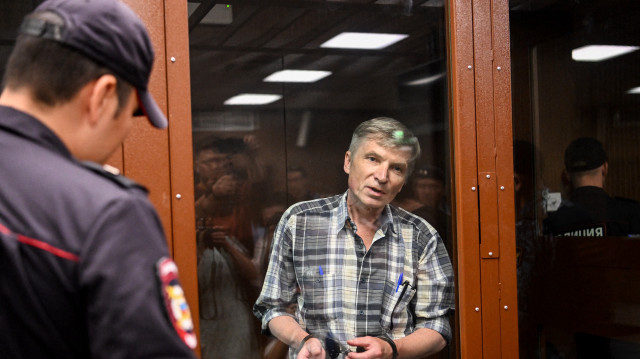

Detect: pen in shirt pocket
[396, 273, 403, 292]
[319, 265, 324, 275]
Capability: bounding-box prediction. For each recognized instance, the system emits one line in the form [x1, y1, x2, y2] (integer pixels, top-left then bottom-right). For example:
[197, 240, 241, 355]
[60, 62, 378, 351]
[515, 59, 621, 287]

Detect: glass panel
[0, 4, 38, 81]
[188, 1, 454, 358]
[511, 0, 640, 357]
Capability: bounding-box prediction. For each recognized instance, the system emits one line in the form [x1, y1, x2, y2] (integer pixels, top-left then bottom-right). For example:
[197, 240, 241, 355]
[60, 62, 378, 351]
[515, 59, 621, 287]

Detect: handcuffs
[296, 334, 398, 359]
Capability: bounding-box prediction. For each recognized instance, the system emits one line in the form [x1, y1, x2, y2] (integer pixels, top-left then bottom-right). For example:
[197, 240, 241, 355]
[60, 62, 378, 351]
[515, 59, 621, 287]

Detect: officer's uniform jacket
[0, 105, 196, 358]
[544, 186, 640, 237]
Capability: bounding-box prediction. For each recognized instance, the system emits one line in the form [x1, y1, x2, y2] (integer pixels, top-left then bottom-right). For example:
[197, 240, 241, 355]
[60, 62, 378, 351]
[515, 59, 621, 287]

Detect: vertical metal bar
[492, 0, 520, 356]
[448, 0, 483, 357]
[449, 0, 519, 357]
[471, 0, 503, 355]
[163, 0, 202, 356]
[120, 0, 172, 245]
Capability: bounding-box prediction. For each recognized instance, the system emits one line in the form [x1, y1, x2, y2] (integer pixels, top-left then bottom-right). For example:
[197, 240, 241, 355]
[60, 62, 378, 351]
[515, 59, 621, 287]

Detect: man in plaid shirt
[254, 117, 454, 359]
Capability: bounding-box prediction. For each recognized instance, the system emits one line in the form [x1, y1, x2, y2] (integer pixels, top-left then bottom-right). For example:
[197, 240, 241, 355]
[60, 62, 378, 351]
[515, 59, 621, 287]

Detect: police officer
[0, 0, 197, 358]
[544, 137, 640, 237]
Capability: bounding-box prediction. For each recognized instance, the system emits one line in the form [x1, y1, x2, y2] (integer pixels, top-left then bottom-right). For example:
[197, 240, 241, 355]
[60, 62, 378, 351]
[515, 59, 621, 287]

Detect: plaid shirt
[253, 192, 454, 358]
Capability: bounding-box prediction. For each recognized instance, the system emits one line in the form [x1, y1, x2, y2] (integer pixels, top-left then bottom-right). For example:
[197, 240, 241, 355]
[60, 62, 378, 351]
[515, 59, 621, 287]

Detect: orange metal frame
[120, 0, 520, 357]
[113, 0, 201, 355]
[163, 0, 202, 356]
[448, 0, 519, 357]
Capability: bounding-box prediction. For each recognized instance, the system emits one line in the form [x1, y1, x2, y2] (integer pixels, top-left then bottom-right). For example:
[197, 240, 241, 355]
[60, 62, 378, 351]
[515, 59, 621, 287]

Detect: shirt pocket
[299, 269, 339, 324]
[381, 283, 417, 334]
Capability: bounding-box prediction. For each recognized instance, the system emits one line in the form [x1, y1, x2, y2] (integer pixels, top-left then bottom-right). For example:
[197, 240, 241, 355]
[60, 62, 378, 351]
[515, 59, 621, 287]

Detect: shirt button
[359, 310, 364, 315]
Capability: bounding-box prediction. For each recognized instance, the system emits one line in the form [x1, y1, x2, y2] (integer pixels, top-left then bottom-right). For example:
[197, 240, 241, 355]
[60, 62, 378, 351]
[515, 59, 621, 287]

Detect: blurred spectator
[286, 166, 320, 204]
[194, 136, 261, 359]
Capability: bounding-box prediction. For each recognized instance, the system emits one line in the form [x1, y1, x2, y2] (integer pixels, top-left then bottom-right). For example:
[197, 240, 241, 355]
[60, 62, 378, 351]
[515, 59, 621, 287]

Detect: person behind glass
[512, 140, 552, 359]
[251, 191, 292, 359]
[0, 0, 197, 357]
[252, 191, 288, 287]
[254, 117, 455, 359]
[409, 165, 452, 254]
[543, 137, 640, 237]
[193, 136, 261, 359]
[194, 136, 234, 216]
[287, 165, 320, 204]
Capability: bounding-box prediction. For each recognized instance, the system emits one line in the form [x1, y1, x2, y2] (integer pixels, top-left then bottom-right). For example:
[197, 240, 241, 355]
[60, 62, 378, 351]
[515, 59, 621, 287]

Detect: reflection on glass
[511, 0, 640, 358]
[194, 136, 263, 359]
[189, 1, 452, 358]
[320, 32, 409, 50]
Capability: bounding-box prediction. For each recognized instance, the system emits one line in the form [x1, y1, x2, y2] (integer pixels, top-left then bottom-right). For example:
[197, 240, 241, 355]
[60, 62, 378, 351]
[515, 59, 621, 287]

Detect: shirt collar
[337, 190, 397, 235]
[0, 105, 72, 159]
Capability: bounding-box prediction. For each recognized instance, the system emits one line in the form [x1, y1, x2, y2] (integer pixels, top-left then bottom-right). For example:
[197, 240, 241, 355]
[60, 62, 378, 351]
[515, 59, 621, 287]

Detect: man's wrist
[296, 334, 316, 353]
[377, 336, 398, 359]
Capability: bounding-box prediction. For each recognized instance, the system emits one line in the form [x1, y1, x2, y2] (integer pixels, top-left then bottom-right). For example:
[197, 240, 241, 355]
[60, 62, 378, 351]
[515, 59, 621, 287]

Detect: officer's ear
[87, 74, 118, 127]
[602, 162, 609, 177]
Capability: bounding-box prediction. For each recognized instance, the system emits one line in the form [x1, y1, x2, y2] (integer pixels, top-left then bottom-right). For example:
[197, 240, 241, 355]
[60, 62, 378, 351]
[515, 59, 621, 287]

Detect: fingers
[211, 174, 237, 196]
[297, 338, 325, 359]
[209, 225, 229, 235]
[346, 337, 387, 359]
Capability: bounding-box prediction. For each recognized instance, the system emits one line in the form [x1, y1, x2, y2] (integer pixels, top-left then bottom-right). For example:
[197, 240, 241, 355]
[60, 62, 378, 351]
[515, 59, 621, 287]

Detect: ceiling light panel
[223, 94, 282, 105]
[627, 86, 640, 94]
[572, 45, 640, 62]
[321, 32, 409, 50]
[264, 70, 332, 83]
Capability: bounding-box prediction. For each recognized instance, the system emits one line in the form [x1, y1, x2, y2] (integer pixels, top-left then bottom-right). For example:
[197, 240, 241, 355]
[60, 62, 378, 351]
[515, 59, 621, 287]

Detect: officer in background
[544, 137, 640, 237]
[0, 0, 197, 358]
[410, 165, 452, 253]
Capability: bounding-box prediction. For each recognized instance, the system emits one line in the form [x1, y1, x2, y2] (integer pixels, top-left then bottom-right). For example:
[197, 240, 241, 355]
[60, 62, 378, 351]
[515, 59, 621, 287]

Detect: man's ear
[602, 162, 609, 176]
[343, 151, 351, 174]
[87, 74, 118, 126]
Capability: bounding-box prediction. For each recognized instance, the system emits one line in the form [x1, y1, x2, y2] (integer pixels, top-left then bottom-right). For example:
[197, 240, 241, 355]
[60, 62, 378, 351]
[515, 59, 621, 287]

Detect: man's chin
[363, 197, 389, 210]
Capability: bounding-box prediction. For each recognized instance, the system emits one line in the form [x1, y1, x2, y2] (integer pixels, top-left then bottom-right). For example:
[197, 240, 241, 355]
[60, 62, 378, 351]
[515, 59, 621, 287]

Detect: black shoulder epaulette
[80, 161, 148, 193]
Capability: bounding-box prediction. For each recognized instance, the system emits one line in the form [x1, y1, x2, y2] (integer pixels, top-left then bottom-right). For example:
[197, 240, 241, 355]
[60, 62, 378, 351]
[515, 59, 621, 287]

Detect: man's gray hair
[348, 117, 421, 173]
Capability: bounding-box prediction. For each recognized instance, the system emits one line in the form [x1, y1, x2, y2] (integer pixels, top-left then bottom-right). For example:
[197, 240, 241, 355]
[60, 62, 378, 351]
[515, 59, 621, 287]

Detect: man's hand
[346, 336, 394, 359]
[296, 337, 325, 359]
[210, 174, 237, 196]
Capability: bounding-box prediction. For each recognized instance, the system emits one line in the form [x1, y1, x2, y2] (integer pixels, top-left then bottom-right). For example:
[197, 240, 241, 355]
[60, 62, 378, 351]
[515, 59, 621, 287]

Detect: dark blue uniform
[544, 186, 640, 237]
[0, 105, 197, 358]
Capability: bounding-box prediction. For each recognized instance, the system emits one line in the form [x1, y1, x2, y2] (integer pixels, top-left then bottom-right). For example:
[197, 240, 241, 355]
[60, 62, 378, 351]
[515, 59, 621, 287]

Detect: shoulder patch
[80, 161, 147, 191]
[156, 257, 198, 350]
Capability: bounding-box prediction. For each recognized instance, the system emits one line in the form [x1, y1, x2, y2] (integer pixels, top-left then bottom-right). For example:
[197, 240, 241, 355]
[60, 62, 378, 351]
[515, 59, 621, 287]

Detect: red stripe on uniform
[17, 235, 80, 262]
[0, 224, 79, 262]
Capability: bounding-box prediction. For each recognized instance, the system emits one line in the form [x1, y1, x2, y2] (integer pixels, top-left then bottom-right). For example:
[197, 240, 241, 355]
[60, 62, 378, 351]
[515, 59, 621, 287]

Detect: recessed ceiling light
[405, 73, 446, 86]
[321, 32, 409, 50]
[264, 70, 332, 83]
[627, 86, 640, 94]
[572, 45, 640, 62]
[223, 94, 282, 105]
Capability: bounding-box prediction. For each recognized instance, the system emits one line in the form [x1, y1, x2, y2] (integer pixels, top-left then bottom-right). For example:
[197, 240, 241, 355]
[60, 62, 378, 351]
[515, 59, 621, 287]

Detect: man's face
[413, 177, 445, 208]
[344, 138, 411, 211]
[196, 149, 230, 186]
